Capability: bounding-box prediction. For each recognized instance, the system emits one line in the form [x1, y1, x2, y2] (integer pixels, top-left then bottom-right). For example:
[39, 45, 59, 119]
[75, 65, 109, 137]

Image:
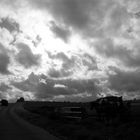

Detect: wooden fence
[56, 106, 87, 122]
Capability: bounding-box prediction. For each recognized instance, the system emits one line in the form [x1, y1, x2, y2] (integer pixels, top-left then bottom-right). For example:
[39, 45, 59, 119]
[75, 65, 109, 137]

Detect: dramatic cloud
[48, 52, 76, 71]
[50, 21, 71, 42]
[12, 72, 98, 101]
[28, 0, 130, 38]
[15, 43, 41, 68]
[48, 68, 72, 78]
[108, 67, 140, 92]
[47, 52, 97, 78]
[95, 38, 140, 68]
[29, 0, 91, 28]
[0, 43, 11, 74]
[0, 83, 12, 92]
[1, 0, 140, 101]
[0, 17, 20, 33]
[82, 53, 97, 71]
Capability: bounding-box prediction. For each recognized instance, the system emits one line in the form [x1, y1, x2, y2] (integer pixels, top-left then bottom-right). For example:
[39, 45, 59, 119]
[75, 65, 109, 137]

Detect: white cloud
[1, 0, 140, 101]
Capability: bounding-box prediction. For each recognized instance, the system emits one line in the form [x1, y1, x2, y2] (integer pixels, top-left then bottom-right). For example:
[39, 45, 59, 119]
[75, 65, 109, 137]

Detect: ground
[0, 103, 60, 140]
[17, 100, 140, 140]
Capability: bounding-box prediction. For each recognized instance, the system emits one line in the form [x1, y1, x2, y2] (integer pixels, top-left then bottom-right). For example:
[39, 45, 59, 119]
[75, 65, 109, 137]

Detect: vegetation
[1, 99, 8, 106]
[18, 100, 140, 140]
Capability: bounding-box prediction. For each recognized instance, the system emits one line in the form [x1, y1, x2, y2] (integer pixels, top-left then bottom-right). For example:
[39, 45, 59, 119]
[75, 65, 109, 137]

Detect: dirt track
[0, 103, 60, 140]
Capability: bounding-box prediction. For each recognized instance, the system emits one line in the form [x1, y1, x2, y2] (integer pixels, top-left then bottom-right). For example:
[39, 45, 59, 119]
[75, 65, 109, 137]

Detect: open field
[19, 100, 140, 140]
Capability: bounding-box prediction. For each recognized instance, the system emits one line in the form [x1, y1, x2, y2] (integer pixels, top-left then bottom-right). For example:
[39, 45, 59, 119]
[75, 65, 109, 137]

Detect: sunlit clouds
[0, 0, 140, 102]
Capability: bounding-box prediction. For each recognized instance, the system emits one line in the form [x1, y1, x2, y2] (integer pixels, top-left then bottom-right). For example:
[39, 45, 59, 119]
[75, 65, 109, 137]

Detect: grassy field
[18, 100, 140, 140]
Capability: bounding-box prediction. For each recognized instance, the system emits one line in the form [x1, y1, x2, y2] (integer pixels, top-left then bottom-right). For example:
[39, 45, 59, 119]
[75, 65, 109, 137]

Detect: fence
[57, 106, 87, 122]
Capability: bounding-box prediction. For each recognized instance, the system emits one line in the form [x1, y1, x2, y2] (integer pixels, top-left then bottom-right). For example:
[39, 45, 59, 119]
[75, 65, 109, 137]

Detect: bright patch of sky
[1, 0, 140, 102]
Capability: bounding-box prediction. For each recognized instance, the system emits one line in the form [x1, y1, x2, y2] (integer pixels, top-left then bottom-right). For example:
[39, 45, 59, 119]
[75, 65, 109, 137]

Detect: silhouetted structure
[90, 96, 126, 123]
[1, 99, 8, 106]
[17, 97, 25, 102]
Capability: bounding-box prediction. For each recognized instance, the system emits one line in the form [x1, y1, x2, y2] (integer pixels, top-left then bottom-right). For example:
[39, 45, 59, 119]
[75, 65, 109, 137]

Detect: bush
[1, 99, 8, 106]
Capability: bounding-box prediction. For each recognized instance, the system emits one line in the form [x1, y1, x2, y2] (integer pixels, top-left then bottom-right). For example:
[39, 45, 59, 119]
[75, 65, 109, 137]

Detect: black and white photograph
[0, 0, 140, 140]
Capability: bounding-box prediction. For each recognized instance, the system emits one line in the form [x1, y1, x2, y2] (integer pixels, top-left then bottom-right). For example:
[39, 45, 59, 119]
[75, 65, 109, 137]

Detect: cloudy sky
[0, 0, 140, 102]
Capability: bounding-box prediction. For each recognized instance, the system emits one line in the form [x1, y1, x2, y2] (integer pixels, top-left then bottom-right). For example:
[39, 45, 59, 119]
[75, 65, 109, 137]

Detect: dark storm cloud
[0, 17, 20, 33]
[30, 0, 90, 28]
[47, 51, 72, 61]
[35, 82, 76, 100]
[0, 83, 12, 92]
[95, 38, 140, 68]
[104, 3, 130, 36]
[0, 43, 11, 74]
[82, 53, 97, 71]
[29, 0, 115, 37]
[108, 67, 140, 92]
[15, 43, 41, 68]
[47, 52, 77, 77]
[95, 38, 130, 58]
[12, 72, 39, 92]
[12, 72, 98, 100]
[50, 21, 71, 42]
[48, 68, 61, 78]
[56, 78, 98, 94]
[47, 52, 97, 78]
[12, 79, 35, 92]
[48, 68, 72, 78]
[11, 72, 75, 99]
[134, 11, 140, 18]
[0, 92, 6, 99]
[52, 52, 76, 70]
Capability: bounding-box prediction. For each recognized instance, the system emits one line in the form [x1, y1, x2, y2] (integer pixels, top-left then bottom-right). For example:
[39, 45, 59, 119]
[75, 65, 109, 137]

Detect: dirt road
[0, 103, 60, 140]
